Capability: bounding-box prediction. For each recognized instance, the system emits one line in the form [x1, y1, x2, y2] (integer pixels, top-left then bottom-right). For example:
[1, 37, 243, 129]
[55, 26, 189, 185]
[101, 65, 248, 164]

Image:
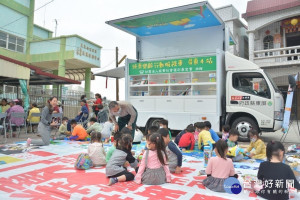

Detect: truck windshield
[264, 71, 280, 93]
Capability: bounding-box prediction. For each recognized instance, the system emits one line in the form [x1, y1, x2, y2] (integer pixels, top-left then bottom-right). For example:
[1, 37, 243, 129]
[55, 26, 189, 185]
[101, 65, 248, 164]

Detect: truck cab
[225, 52, 284, 140]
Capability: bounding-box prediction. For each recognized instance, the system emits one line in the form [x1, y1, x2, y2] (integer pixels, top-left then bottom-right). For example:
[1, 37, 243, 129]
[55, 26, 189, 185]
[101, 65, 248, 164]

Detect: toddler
[204, 121, 220, 142]
[135, 133, 171, 184]
[159, 128, 182, 174]
[105, 131, 122, 163]
[159, 119, 172, 139]
[101, 118, 114, 142]
[178, 124, 195, 150]
[88, 132, 106, 166]
[198, 122, 215, 150]
[226, 129, 244, 162]
[203, 140, 237, 192]
[222, 125, 230, 140]
[245, 129, 266, 159]
[70, 120, 88, 141]
[58, 117, 70, 139]
[106, 134, 138, 185]
[255, 141, 300, 200]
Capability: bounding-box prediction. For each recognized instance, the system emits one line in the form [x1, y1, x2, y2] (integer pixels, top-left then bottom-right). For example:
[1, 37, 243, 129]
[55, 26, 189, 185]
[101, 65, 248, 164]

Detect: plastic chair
[29, 112, 41, 133]
[0, 113, 7, 143]
[9, 112, 27, 138]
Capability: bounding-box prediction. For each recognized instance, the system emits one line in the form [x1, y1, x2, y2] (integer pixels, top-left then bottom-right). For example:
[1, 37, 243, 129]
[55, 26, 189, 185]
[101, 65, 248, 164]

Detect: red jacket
[94, 98, 102, 111]
[178, 132, 195, 150]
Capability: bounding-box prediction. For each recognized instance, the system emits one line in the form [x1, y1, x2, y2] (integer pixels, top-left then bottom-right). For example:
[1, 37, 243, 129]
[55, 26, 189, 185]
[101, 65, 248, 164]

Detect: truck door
[227, 72, 274, 139]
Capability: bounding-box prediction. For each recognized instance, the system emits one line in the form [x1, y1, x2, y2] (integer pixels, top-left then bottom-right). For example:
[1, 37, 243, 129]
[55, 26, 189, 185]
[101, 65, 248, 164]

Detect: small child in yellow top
[27, 103, 40, 123]
[245, 129, 266, 159]
[198, 122, 215, 150]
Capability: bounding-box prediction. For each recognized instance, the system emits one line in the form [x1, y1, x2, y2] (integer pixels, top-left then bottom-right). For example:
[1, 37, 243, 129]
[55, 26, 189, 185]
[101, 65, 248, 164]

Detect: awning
[65, 69, 95, 81]
[106, 1, 222, 37]
[0, 55, 81, 85]
[94, 66, 125, 78]
[0, 59, 30, 80]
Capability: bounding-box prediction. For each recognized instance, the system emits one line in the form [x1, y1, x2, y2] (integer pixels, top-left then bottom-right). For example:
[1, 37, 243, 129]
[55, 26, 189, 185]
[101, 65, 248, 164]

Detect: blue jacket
[75, 105, 89, 122]
[209, 129, 220, 142]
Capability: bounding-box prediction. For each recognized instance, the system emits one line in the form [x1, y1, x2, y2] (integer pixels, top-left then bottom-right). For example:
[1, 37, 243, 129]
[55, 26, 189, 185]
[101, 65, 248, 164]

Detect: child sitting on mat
[69, 120, 88, 141]
[159, 128, 182, 174]
[245, 129, 266, 160]
[178, 124, 195, 150]
[221, 125, 230, 140]
[105, 131, 122, 163]
[198, 122, 215, 151]
[255, 141, 300, 200]
[203, 140, 237, 192]
[226, 129, 244, 162]
[88, 132, 106, 166]
[56, 117, 70, 139]
[135, 133, 171, 185]
[106, 134, 138, 186]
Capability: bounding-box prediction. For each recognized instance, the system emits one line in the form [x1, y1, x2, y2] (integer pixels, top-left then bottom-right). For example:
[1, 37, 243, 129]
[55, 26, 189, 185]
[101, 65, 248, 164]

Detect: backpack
[74, 153, 93, 170]
[175, 130, 186, 145]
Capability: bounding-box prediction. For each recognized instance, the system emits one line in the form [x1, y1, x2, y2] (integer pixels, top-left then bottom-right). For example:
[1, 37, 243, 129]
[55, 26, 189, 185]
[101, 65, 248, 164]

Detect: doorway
[286, 32, 300, 60]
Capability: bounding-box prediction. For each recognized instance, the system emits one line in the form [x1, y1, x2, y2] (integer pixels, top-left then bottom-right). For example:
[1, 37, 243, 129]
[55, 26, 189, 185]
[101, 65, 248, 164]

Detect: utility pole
[54, 19, 58, 37]
[116, 47, 119, 101]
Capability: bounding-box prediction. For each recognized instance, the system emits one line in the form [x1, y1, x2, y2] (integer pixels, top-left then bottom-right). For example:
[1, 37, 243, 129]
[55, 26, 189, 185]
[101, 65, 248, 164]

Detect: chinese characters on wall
[76, 43, 100, 61]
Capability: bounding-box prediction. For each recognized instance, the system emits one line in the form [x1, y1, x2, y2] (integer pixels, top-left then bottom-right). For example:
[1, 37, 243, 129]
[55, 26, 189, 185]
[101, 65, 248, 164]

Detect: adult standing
[93, 93, 102, 117]
[27, 97, 58, 146]
[108, 101, 138, 138]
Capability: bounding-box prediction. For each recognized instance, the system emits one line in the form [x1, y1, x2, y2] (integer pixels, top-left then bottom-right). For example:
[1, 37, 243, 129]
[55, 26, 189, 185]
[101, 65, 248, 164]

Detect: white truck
[104, 1, 284, 140]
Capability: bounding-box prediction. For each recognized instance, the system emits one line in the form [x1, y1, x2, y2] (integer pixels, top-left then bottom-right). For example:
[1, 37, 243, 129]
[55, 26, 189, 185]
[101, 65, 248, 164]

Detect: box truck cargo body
[104, 1, 284, 140]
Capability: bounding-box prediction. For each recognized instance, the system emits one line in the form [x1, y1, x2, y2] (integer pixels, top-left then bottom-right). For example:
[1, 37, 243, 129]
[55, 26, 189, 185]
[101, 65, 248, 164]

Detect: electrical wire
[1, 0, 55, 29]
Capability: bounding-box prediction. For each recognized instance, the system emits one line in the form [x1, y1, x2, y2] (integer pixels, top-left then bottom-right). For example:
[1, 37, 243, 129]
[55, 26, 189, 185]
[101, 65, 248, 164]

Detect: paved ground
[2, 123, 300, 149]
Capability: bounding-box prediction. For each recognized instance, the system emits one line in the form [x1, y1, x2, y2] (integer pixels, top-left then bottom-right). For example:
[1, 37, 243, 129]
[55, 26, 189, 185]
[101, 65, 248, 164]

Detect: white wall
[138, 25, 224, 61]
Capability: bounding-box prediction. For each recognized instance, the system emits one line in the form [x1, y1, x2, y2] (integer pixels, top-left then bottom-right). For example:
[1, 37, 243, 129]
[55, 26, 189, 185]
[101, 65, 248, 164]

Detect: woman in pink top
[135, 133, 171, 185]
[203, 139, 237, 192]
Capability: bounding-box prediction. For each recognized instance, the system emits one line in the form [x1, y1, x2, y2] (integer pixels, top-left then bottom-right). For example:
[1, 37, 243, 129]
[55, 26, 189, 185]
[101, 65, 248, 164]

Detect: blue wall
[67, 36, 101, 67]
[33, 25, 51, 39]
[0, 4, 28, 39]
[14, 0, 30, 8]
[30, 39, 61, 54]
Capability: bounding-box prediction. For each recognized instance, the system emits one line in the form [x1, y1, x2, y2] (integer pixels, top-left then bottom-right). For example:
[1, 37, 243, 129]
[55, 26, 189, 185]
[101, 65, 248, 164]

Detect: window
[263, 35, 274, 56]
[232, 72, 271, 99]
[0, 30, 25, 53]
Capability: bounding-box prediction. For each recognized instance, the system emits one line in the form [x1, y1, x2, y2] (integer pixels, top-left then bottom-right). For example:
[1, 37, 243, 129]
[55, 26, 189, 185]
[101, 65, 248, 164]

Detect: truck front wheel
[231, 117, 258, 142]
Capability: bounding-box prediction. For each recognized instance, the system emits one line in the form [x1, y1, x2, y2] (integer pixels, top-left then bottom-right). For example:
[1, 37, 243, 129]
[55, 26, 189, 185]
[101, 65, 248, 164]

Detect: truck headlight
[274, 110, 283, 121]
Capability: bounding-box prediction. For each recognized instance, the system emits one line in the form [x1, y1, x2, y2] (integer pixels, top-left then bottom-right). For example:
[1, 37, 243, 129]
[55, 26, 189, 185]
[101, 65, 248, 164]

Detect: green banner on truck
[129, 56, 216, 75]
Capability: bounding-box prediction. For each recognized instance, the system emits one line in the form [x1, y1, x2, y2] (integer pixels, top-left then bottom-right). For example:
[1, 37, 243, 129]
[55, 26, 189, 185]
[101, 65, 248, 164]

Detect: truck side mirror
[288, 75, 296, 90]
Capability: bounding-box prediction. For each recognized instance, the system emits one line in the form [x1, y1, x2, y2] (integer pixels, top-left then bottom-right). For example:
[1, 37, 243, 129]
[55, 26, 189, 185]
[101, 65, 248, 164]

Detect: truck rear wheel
[231, 117, 258, 142]
[145, 118, 161, 134]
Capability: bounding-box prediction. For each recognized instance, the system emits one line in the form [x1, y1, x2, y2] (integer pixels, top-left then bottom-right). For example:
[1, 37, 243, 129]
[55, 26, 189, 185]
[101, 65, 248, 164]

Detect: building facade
[243, 0, 300, 88]
[216, 4, 248, 59]
[0, 0, 101, 97]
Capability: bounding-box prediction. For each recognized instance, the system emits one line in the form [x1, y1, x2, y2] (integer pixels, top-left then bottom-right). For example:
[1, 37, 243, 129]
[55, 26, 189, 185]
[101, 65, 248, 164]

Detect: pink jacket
[7, 105, 25, 126]
[135, 150, 171, 184]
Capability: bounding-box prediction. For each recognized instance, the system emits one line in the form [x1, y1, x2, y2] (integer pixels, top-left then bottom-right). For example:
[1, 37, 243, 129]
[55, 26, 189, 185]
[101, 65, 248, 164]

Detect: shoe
[26, 138, 31, 147]
[107, 178, 117, 186]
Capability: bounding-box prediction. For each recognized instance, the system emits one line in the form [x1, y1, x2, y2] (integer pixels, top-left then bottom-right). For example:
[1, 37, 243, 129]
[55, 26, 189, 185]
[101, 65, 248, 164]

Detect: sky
[34, 0, 249, 100]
